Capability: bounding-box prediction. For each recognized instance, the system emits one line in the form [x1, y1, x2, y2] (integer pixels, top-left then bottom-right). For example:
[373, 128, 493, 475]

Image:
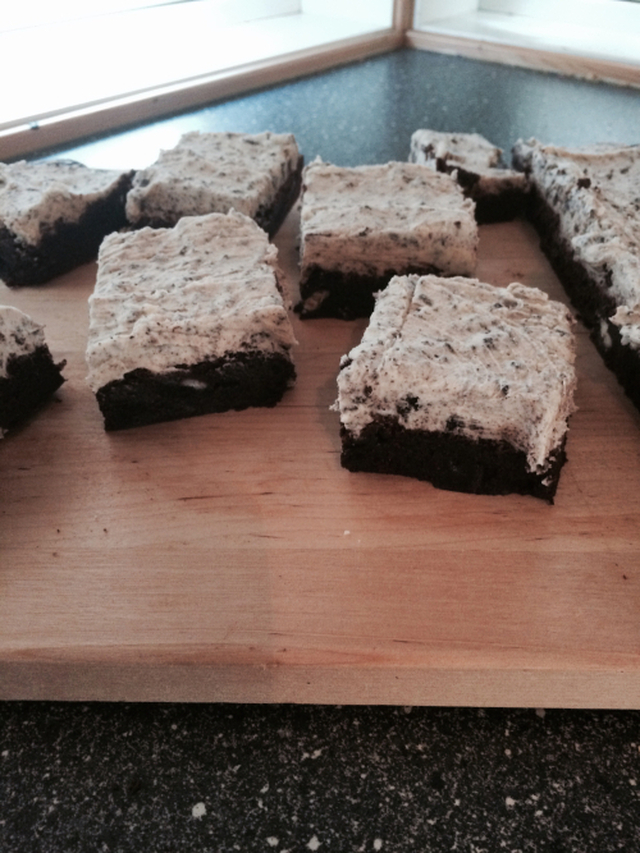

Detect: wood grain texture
[1, 212, 639, 706]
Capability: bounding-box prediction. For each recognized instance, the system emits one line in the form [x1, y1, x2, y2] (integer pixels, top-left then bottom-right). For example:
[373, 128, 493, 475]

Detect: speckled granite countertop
[2, 703, 640, 851]
[44, 47, 639, 171]
[2, 48, 640, 852]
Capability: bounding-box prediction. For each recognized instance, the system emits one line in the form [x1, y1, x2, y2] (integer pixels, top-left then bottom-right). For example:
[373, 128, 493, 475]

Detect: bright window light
[412, 0, 640, 70]
[0, 0, 396, 158]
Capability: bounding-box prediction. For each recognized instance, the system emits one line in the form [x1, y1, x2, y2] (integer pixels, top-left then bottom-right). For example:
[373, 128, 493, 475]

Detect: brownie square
[125, 131, 303, 237]
[1, 305, 65, 435]
[296, 160, 478, 319]
[86, 211, 297, 431]
[513, 138, 640, 413]
[0, 159, 132, 287]
[410, 129, 529, 223]
[334, 274, 577, 502]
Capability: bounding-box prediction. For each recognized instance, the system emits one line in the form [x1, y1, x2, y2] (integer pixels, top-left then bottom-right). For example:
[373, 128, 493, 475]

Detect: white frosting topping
[300, 159, 478, 278]
[125, 131, 300, 226]
[611, 304, 640, 350]
[513, 139, 640, 310]
[410, 130, 527, 195]
[0, 305, 45, 378]
[86, 211, 296, 392]
[0, 159, 127, 246]
[335, 275, 577, 473]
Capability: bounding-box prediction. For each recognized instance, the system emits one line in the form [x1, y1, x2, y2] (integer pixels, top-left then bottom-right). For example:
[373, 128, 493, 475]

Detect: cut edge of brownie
[254, 154, 304, 238]
[522, 184, 618, 328]
[517, 179, 640, 411]
[0, 346, 66, 435]
[0, 171, 134, 288]
[339, 416, 567, 504]
[436, 163, 530, 224]
[96, 350, 296, 431]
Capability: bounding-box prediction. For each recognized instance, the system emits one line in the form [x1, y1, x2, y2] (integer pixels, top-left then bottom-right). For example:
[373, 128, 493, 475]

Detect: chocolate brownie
[513, 138, 640, 411]
[125, 131, 303, 237]
[0, 159, 133, 287]
[296, 159, 478, 319]
[410, 130, 529, 223]
[0, 305, 65, 436]
[86, 211, 297, 431]
[334, 274, 577, 503]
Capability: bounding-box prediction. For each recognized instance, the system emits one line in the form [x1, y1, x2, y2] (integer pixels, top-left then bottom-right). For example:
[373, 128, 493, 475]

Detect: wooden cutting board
[2, 210, 640, 707]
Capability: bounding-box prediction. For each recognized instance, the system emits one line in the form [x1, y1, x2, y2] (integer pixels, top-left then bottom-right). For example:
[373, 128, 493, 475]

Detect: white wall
[300, 0, 394, 28]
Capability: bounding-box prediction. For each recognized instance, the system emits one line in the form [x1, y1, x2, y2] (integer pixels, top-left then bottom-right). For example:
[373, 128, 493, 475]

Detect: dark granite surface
[48, 48, 640, 170]
[3, 49, 640, 851]
[2, 703, 640, 852]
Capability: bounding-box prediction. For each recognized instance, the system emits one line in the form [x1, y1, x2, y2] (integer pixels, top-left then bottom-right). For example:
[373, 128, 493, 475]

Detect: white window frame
[409, 0, 640, 89]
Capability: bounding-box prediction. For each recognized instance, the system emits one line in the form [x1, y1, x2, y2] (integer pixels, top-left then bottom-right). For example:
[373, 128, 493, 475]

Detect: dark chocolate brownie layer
[597, 318, 640, 413]
[436, 163, 528, 224]
[340, 416, 567, 503]
[296, 264, 443, 320]
[254, 155, 304, 237]
[0, 346, 65, 434]
[96, 351, 295, 431]
[0, 172, 133, 287]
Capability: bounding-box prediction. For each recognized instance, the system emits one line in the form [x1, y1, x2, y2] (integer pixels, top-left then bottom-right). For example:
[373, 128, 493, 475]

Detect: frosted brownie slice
[409, 130, 528, 223]
[513, 138, 640, 411]
[86, 211, 297, 431]
[0, 305, 65, 436]
[296, 160, 478, 319]
[334, 274, 577, 503]
[0, 159, 133, 287]
[125, 131, 303, 236]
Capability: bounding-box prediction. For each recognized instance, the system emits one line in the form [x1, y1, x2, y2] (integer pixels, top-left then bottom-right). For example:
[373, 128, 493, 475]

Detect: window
[410, 0, 640, 87]
[0, 0, 398, 159]
[2, 0, 637, 161]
